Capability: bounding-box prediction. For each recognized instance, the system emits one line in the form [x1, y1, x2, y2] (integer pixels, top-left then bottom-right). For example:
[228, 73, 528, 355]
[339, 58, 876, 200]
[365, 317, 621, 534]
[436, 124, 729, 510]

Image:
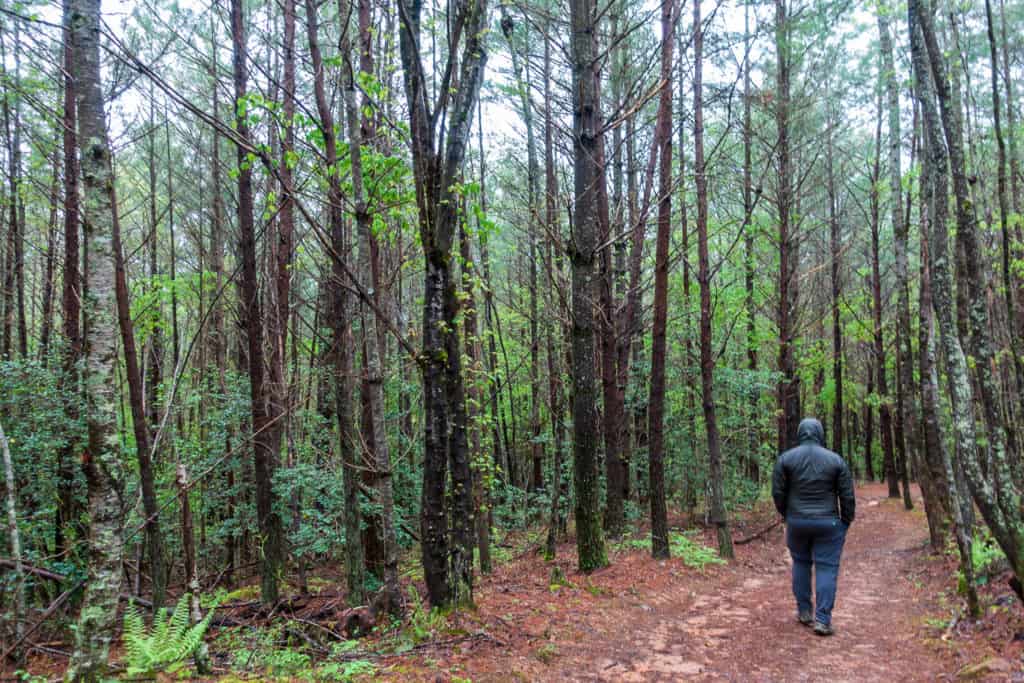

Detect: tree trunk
[543, 27, 565, 560]
[568, 0, 608, 572]
[39, 150, 60, 365]
[915, 113, 953, 551]
[65, 0, 128, 677]
[342, 6, 402, 613]
[743, 0, 760, 473]
[863, 355, 875, 482]
[911, 0, 1024, 596]
[397, 0, 489, 605]
[879, 2, 916, 509]
[869, 92, 899, 499]
[775, 0, 800, 452]
[693, 0, 732, 559]
[175, 464, 211, 673]
[914, 46, 975, 609]
[112, 174, 164, 610]
[304, 0, 366, 605]
[826, 94, 843, 457]
[647, 0, 677, 560]
[983, 0, 1024, 415]
[56, 1, 82, 557]
[230, 0, 284, 605]
[0, 419, 24, 658]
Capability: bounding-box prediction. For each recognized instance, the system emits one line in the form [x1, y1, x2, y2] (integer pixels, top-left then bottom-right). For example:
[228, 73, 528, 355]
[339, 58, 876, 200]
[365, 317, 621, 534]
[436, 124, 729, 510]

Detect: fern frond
[121, 591, 220, 676]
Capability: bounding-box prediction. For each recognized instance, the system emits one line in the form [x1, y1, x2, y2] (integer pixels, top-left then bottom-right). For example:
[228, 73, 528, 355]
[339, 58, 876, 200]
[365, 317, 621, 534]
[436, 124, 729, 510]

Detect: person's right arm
[772, 456, 788, 518]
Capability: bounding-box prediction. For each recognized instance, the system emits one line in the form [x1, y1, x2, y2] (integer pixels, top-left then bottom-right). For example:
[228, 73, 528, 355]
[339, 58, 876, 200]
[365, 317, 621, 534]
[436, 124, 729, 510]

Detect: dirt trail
[448, 483, 961, 682]
[557, 483, 948, 681]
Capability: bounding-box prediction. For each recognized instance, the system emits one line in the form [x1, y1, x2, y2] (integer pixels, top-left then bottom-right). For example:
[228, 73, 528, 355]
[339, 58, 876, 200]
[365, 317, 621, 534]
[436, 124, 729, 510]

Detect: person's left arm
[838, 457, 855, 525]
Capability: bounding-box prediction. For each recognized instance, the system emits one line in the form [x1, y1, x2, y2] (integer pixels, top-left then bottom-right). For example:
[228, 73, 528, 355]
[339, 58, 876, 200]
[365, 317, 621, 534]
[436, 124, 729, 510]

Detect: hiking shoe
[813, 621, 834, 636]
[797, 610, 813, 626]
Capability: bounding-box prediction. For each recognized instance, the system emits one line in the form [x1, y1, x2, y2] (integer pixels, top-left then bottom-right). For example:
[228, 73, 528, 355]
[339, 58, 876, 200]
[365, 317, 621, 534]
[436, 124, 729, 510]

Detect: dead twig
[735, 519, 783, 545]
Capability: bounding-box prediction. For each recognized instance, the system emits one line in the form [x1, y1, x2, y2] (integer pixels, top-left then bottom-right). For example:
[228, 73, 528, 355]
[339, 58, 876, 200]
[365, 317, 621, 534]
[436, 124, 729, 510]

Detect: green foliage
[535, 642, 559, 664]
[407, 587, 449, 643]
[307, 660, 377, 681]
[670, 531, 728, 570]
[955, 529, 1008, 593]
[122, 593, 218, 677]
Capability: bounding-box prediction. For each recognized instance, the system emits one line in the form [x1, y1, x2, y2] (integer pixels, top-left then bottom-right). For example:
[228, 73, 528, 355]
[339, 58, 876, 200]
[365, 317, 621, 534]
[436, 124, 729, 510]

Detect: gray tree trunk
[66, 0, 128, 678]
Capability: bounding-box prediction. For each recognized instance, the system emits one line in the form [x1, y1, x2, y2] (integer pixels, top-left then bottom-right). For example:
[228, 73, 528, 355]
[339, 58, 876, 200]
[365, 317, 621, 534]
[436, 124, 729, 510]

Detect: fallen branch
[0, 558, 66, 582]
[1, 580, 83, 663]
[735, 519, 783, 545]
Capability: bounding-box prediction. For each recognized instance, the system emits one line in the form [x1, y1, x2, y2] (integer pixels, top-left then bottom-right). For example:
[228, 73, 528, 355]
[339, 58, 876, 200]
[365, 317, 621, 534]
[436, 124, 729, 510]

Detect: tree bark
[743, 0, 760, 473]
[693, 0, 732, 559]
[65, 0, 128, 677]
[983, 0, 1024, 414]
[878, 2, 916, 509]
[397, 0, 489, 605]
[175, 463, 211, 673]
[230, 0, 284, 605]
[56, 0, 82, 557]
[304, 0, 366, 605]
[647, 0, 677, 560]
[775, 0, 800, 452]
[543, 26, 566, 560]
[341, 3, 402, 613]
[112, 172, 164, 610]
[568, 0, 608, 572]
[826, 99, 843, 457]
[911, 0, 1024, 595]
[869, 91, 899, 499]
[0, 419, 24, 657]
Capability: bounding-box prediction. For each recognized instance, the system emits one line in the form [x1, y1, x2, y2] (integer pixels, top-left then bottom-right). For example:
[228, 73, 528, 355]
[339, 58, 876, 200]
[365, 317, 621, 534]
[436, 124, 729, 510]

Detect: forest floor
[7, 483, 1024, 681]
[385, 483, 1024, 682]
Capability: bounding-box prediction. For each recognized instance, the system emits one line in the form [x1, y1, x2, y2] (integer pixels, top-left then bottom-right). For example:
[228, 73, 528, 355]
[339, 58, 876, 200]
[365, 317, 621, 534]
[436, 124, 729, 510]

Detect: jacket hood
[797, 418, 825, 446]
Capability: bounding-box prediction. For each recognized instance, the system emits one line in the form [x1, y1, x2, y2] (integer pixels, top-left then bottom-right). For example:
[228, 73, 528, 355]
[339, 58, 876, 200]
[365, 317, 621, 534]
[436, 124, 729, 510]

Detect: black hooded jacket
[772, 418, 856, 524]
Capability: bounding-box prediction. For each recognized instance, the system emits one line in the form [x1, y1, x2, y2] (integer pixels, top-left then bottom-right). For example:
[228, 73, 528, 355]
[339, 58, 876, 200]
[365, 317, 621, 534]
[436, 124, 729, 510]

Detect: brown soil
[392, 483, 1024, 681]
[8, 484, 1024, 681]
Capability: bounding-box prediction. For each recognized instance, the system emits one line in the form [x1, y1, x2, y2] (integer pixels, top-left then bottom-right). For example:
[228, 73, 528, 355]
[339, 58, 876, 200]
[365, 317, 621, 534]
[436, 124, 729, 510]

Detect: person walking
[772, 417, 856, 636]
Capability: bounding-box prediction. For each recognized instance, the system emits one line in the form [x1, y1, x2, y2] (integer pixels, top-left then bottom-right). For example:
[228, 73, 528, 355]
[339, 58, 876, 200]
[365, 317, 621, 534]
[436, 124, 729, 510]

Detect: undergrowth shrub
[122, 593, 218, 677]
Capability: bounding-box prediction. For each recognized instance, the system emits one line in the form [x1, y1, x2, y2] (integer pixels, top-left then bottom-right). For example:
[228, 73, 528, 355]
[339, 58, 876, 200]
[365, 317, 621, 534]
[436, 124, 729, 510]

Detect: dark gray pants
[786, 516, 848, 626]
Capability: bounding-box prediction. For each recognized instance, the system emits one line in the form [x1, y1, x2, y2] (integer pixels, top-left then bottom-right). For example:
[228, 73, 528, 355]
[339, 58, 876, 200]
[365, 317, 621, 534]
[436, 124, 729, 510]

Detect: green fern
[122, 593, 219, 677]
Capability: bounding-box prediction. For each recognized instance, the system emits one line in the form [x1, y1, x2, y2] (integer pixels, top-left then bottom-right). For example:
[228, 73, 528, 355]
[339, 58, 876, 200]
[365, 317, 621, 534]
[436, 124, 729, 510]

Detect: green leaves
[123, 593, 220, 676]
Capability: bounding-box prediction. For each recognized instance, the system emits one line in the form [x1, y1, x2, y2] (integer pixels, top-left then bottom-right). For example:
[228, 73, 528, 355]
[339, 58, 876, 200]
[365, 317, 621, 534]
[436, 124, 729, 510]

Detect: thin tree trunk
[826, 100, 843, 457]
[983, 0, 1024, 415]
[304, 0, 365, 605]
[743, 0, 759, 474]
[56, 0, 82, 557]
[693, 0, 732, 558]
[863, 354, 875, 481]
[111, 176, 165, 610]
[647, 0, 677, 560]
[342, 5, 402, 613]
[39, 149, 60, 365]
[0, 419, 24, 657]
[230, 0, 284, 605]
[775, 0, 799, 452]
[869, 90, 899, 498]
[879, 2, 916, 509]
[543, 26, 565, 560]
[175, 464, 211, 673]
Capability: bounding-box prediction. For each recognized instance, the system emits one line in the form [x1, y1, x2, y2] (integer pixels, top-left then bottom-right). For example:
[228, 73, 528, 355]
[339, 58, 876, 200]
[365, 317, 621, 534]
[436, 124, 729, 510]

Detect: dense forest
[1, 0, 1023, 678]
